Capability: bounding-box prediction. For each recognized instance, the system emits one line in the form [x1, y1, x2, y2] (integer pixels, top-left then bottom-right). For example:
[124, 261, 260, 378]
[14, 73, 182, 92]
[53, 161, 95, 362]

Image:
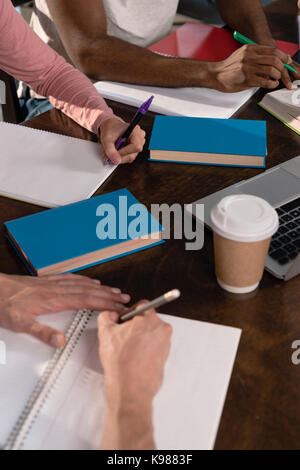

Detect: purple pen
[105, 95, 154, 165]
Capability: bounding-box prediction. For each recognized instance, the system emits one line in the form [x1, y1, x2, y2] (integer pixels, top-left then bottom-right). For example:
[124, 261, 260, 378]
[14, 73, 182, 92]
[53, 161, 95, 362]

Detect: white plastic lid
[210, 194, 279, 242]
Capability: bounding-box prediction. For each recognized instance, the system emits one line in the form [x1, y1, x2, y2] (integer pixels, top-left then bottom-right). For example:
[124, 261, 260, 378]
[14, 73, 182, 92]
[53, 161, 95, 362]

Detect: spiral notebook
[0, 310, 241, 450]
[0, 122, 117, 208]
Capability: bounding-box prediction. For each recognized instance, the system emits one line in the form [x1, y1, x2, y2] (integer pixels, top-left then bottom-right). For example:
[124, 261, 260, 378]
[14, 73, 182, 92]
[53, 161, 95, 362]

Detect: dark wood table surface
[1, 0, 300, 450]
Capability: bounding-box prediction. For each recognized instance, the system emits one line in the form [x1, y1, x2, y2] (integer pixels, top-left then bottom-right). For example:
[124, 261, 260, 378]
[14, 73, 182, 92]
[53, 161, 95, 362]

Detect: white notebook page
[0, 310, 76, 447]
[0, 312, 241, 450]
[0, 123, 117, 208]
[94, 81, 257, 119]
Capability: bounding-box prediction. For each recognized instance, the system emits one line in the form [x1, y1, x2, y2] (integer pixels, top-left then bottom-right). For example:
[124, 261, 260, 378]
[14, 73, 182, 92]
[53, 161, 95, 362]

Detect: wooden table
[1, 0, 300, 450]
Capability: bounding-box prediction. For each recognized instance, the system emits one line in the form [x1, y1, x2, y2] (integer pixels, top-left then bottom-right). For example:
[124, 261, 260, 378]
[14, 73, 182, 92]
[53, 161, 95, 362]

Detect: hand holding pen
[233, 30, 300, 91]
[102, 96, 154, 165]
[120, 289, 181, 322]
[99, 118, 146, 165]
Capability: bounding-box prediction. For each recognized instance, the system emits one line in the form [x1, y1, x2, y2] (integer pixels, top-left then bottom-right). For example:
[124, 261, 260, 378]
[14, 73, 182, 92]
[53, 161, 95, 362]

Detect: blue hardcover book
[4, 189, 164, 276]
[149, 116, 267, 168]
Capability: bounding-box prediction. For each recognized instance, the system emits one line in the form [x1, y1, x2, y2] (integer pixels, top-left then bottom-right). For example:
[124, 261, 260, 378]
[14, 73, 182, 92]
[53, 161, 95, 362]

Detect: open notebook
[0, 123, 117, 208]
[0, 310, 241, 450]
[94, 81, 257, 119]
[259, 84, 300, 135]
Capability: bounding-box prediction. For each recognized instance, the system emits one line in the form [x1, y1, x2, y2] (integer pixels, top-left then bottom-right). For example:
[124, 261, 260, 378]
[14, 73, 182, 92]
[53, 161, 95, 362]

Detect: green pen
[233, 30, 296, 73]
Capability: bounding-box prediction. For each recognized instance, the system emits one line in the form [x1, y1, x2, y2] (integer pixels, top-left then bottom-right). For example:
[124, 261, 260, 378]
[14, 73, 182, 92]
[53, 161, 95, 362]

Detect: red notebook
[149, 23, 299, 61]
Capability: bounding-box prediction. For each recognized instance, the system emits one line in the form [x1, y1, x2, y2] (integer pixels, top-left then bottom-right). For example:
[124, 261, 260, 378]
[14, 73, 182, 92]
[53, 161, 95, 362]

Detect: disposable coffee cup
[210, 195, 279, 294]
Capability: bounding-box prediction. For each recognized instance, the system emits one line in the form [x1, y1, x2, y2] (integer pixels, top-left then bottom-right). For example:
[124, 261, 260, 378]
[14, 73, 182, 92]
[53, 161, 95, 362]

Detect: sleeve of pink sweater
[0, 0, 116, 134]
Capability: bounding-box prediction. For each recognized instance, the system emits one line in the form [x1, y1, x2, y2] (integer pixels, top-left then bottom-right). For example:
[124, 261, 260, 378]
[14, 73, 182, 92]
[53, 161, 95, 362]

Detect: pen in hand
[105, 95, 154, 165]
[233, 30, 297, 74]
[120, 289, 181, 323]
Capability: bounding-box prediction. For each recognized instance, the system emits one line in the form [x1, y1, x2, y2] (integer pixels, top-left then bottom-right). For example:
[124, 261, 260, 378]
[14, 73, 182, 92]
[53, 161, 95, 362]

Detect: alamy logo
[0, 80, 5, 104]
[95, 197, 204, 251]
[291, 340, 300, 365]
[0, 340, 6, 365]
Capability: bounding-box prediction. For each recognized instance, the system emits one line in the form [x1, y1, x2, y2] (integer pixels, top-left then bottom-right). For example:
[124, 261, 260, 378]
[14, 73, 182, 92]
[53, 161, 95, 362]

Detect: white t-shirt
[20, 0, 179, 98]
[31, 0, 180, 62]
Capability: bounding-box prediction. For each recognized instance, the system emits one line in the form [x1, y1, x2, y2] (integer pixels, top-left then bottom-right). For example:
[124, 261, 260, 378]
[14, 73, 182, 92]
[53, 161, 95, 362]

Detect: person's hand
[209, 44, 294, 92]
[286, 58, 300, 88]
[99, 118, 146, 165]
[98, 303, 172, 407]
[98, 304, 171, 450]
[0, 272, 130, 348]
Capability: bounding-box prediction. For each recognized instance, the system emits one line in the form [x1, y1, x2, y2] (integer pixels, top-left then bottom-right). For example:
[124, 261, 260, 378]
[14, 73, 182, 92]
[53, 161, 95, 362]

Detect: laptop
[186, 156, 300, 281]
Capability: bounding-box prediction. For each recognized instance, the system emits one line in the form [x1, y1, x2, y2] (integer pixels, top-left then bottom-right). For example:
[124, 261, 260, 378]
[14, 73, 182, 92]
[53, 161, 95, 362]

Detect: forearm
[70, 36, 216, 88]
[45, 61, 116, 134]
[101, 398, 155, 450]
[0, 0, 115, 134]
[45, 0, 215, 88]
[216, 0, 275, 46]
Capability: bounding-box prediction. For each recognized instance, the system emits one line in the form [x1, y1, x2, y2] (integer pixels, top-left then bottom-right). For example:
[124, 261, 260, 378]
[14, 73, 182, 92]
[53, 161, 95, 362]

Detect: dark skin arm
[46, 0, 300, 91]
[46, 0, 212, 88]
[216, 0, 275, 46]
[216, 0, 300, 89]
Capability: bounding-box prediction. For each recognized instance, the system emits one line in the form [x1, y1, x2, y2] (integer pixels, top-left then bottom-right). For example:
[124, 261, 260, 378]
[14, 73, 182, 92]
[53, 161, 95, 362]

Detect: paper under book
[259, 85, 300, 135]
[149, 116, 267, 168]
[0, 309, 241, 450]
[94, 80, 258, 120]
[4, 189, 163, 276]
[0, 122, 117, 208]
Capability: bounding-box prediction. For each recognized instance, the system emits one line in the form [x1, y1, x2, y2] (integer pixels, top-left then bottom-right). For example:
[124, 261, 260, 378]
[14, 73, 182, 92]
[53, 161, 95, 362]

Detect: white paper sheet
[0, 312, 241, 450]
[0, 123, 117, 208]
[0, 310, 76, 447]
[94, 81, 257, 118]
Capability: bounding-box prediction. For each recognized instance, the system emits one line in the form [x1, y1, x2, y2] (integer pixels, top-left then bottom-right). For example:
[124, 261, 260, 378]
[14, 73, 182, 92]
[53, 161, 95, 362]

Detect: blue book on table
[4, 189, 164, 276]
[149, 116, 267, 168]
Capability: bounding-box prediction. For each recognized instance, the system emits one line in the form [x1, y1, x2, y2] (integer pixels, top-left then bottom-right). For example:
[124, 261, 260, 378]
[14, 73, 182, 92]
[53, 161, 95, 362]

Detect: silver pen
[120, 289, 181, 323]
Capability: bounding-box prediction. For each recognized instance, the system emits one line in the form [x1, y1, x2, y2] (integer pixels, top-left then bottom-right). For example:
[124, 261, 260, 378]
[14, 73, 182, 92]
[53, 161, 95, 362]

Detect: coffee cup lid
[210, 194, 279, 242]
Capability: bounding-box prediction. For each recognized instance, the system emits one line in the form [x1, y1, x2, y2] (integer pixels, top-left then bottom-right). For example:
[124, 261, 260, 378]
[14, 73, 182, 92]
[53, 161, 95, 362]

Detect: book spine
[4, 309, 93, 450]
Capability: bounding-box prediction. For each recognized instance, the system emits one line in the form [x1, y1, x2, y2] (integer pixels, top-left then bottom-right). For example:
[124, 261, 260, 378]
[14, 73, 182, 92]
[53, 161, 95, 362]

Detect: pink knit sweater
[0, 0, 116, 133]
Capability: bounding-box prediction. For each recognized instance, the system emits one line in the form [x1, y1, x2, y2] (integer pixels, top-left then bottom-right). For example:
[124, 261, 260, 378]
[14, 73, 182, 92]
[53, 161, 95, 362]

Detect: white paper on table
[0, 312, 241, 450]
[95, 81, 258, 119]
[0, 123, 117, 208]
[0, 310, 76, 447]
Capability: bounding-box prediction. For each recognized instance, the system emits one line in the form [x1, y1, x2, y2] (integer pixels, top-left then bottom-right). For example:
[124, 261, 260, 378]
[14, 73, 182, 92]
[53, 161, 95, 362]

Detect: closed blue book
[149, 116, 267, 168]
[4, 189, 164, 276]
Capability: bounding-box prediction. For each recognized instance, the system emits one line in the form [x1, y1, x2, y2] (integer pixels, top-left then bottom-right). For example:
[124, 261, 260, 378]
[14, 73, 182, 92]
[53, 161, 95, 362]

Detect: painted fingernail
[51, 334, 64, 349]
[121, 294, 130, 302]
[112, 288, 121, 294]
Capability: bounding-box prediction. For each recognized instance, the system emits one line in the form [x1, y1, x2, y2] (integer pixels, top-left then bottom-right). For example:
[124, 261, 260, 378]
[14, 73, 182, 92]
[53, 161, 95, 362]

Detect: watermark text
[291, 340, 300, 365]
[95, 197, 204, 251]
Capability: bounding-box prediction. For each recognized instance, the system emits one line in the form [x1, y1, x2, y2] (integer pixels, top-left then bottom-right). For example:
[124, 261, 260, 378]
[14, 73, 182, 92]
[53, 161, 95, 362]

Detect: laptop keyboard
[268, 197, 300, 265]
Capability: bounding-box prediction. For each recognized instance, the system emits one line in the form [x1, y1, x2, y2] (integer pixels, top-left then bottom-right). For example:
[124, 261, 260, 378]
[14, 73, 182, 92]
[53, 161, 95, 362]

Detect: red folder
[149, 22, 299, 61]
